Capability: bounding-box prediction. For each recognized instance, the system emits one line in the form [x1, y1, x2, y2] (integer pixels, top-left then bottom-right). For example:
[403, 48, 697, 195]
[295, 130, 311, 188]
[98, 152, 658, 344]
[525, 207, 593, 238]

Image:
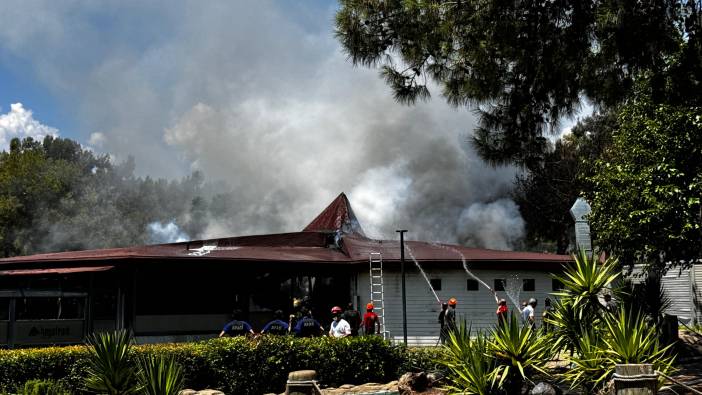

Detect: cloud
[0, 2, 526, 249]
[0, 103, 58, 150]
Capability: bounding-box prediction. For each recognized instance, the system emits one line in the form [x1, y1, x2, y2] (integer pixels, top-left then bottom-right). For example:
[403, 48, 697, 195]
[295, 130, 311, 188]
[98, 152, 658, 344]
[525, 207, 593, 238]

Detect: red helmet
[366, 303, 374, 310]
[331, 306, 343, 314]
[448, 297, 458, 306]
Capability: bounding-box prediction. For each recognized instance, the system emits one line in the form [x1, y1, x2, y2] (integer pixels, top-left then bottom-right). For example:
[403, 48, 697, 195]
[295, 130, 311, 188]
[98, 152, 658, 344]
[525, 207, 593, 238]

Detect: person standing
[219, 309, 255, 337]
[329, 306, 352, 338]
[445, 298, 458, 335]
[494, 291, 508, 327]
[542, 297, 553, 332]
[521, 298, 537, 329]
[363, 303, 381, 335]
[294, 308, 324, 337]
[438, 302, 448, 344]
[343, 302, 361, 336]
[261, 310, 289, 335]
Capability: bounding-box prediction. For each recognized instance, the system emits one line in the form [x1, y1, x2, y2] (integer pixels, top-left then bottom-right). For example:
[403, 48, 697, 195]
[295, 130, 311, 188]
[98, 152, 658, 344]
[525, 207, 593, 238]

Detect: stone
[288, 370, 318, 381]
[398, 372, 429, 394]
[339, 384, 354, 389]
[529, 382, 561, 395]
[179, 391, 197, 395]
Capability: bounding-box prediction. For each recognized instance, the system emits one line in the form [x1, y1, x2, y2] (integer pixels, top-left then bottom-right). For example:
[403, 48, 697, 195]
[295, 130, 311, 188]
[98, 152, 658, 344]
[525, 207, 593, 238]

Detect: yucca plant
[438, 322, 498, 395]
[561, 328, 610, 394]
[489, 313, 550, 393]
[137, 354, 185, 395]
[552, 250, 620, 312]
[546, 298, 603, 356]
[84, 330, 139, 395]
[602, 307, 675, 375]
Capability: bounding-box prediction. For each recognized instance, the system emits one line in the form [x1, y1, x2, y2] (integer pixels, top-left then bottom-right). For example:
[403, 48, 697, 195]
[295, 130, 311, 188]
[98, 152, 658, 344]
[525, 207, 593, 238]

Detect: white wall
[357, 265, 558, 346]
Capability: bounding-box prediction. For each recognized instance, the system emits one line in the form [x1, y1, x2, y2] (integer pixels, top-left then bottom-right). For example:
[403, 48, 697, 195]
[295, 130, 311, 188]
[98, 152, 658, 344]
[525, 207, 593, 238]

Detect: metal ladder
[369, 252, 388, 339]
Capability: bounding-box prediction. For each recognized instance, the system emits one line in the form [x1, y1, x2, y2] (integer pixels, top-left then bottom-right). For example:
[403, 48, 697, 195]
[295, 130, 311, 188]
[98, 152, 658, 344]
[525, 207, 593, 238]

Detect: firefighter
[261, 309, 289, 335]
[438, 302, 448, 344]
[219, 309, 255, 337]
[328, 306, 352, 338]
[363, 303, 381, 335]
[293, 308, 324, 337]
[445, 298, 458, 334]
[343, 302, 361, 336]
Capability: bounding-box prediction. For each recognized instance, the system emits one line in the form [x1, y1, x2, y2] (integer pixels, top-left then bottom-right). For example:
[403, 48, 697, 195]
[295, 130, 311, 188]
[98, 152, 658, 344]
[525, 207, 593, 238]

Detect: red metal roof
[0, 194, 572, 268]
[0, 266, 114, 276]
[303, 192, 365, 236]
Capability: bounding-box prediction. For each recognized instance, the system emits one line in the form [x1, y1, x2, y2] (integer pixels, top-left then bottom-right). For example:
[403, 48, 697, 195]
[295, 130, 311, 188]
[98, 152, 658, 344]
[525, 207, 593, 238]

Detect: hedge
[0, 336, 446, 394]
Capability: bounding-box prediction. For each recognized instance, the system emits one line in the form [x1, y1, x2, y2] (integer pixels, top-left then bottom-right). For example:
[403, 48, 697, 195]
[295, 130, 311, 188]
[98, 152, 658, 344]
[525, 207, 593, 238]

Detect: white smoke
[457, 199, 526, 250]
[147, 221, 189, 244]
[0, 103, 59, 150]
[0, 2, 528, 250]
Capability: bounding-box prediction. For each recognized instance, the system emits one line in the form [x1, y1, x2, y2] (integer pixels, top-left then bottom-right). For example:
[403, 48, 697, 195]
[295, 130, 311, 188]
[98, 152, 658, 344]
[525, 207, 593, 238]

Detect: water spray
[403, 243, 442, 304]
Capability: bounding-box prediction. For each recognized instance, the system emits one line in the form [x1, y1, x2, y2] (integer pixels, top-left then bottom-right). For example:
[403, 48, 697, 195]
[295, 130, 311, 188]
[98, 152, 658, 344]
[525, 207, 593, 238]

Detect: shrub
[17, 379, 72, 395]
[0, 335, 432, 395]
[137, 355, 185, 395]
[437, 323, 497, 395]
[84, 330, 139, 394]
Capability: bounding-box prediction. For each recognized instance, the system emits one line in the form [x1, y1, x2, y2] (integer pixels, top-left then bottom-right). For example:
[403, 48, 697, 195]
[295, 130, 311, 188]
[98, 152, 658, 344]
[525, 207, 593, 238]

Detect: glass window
[429, 279, 442, 291]
[466, 279, 479, 291]
[523, 279, 535, 292]
[552, 279, 564, 291]
[0, 298, 8, 320]
[494, 279, 506, 291]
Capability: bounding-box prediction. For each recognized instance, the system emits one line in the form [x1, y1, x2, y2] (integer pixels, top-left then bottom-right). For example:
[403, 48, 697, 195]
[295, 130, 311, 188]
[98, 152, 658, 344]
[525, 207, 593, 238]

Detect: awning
[0, 266, 115, 276]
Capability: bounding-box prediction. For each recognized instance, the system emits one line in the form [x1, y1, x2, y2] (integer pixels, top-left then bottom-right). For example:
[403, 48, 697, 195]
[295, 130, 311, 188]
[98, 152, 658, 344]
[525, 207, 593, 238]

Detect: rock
[288, 370, 318, 381]
[426, 372, 443, 386]
[339, 384, 354, 389]
[529, 382, 561, 395]
[179, 391, 197, 395]
[398, 372, 429, 394]
[196, 390, 225, 395]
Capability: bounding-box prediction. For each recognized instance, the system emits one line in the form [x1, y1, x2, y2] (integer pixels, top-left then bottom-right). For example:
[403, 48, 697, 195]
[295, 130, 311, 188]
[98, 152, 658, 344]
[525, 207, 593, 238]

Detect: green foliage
[587, 93, 702, 268]
[84, 330, 139, 395]
[552, 250, 619, 315]
[0, 335, 431, 395]
[137, 355, 185, 395]
[603, 309, 675, 370]
[0, 136, 232, 257]
[560, 328, 610, 394]
[335, 0, 701, 165]
[438, 323, 497, 395]
[17, 379, 72, 395]
[489, 313, 550, 392]
[513, 111, 616, 253]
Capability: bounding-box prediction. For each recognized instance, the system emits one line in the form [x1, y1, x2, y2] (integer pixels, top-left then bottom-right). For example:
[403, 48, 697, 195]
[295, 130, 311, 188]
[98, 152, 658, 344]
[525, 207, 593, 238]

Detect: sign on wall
[13, 319, 84, 345]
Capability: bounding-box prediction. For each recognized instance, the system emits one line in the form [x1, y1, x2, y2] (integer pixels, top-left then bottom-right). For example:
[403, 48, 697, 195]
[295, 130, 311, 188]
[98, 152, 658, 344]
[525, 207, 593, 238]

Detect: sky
[0, 1, 583, 249]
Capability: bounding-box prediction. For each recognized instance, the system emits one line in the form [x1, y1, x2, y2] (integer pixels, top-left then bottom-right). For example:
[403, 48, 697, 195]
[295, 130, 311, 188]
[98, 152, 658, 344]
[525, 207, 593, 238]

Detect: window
[430, 279, 442, 291]
[494, 279, 506, 291]
[466, 279, 479, 291]
[523, 279, 535, 292]
[552, 279, 564, 291]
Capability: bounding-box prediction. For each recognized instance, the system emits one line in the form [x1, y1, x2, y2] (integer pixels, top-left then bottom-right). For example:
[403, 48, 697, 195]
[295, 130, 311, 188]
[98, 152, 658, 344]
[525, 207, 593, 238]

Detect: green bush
[0, 336, 435, 394]
[17, 379, 72, 395]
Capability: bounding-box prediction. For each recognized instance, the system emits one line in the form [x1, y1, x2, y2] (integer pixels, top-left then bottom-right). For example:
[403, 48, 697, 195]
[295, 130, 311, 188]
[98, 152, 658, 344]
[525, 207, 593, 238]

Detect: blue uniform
[261, 319, 289, 335]
[222, 320, 253, 336]
[294, 317, 322, 337]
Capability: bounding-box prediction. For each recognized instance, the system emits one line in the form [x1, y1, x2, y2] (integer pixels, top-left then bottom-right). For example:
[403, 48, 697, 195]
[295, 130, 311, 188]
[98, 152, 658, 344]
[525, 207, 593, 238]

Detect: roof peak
[303, 193, 365, 236]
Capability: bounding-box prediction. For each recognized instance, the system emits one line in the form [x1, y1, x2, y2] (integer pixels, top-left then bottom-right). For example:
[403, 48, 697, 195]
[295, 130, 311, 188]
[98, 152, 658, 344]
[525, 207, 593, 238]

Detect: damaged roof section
[303, 192, 365, 236]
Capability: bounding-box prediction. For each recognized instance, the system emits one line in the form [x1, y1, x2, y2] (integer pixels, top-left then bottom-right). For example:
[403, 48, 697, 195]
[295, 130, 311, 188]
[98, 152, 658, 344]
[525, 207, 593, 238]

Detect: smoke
[457, 199, 526, 250]
[147, 221, 190, 244]
[0, 2, 526, 250]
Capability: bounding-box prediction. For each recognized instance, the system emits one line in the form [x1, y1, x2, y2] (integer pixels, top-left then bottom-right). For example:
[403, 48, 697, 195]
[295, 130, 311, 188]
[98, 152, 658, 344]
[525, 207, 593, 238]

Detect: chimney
[570, 198, 592, 256]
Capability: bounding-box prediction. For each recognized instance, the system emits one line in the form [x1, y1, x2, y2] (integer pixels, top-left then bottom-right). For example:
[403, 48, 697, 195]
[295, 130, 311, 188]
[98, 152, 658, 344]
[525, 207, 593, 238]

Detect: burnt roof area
[0, 193, 572, 269]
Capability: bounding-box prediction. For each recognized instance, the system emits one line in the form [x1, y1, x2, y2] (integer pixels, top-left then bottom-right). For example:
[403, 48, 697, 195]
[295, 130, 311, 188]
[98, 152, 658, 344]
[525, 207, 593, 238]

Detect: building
[0, 193, 570, 347]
